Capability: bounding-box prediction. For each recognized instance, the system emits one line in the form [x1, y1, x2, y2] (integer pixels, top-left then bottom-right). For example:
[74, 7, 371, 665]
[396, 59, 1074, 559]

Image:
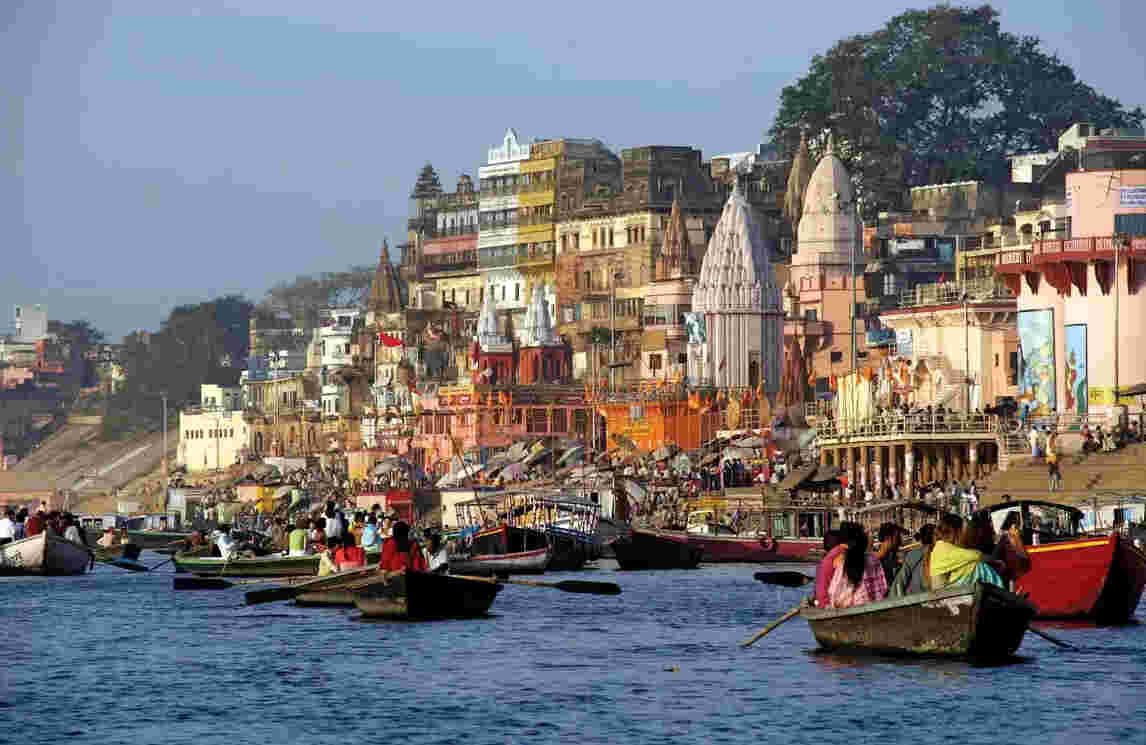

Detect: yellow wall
[520, 157, 556, 174]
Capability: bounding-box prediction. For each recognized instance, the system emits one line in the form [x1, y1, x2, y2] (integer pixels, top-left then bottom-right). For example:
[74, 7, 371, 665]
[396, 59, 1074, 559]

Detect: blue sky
[4, 0, 1144, 340]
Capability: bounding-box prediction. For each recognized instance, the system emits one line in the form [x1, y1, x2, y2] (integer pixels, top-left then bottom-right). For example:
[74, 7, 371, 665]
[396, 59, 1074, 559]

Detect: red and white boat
[983, 500, 1146, 623]
[678, 507, 830, 563]
[0, 532, 93, 576]
[447, 524, 552, 576]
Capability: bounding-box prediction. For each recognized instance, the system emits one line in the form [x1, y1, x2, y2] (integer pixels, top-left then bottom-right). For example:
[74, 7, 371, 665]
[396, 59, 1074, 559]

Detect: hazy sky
[5, 0, 1144, 340]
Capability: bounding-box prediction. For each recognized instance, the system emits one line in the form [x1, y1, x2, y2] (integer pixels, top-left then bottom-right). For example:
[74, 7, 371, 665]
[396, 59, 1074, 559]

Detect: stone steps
[981, 441, 1146, 505]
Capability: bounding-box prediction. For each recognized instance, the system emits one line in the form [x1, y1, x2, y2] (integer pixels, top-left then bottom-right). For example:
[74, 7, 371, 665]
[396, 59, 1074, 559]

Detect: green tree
[771, 4, 1144, 213]
[261, 265, 376, 324]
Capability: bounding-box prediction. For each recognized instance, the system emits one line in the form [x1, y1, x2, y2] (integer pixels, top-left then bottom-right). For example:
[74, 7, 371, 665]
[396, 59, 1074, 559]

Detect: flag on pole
[718, 357, 726, 371]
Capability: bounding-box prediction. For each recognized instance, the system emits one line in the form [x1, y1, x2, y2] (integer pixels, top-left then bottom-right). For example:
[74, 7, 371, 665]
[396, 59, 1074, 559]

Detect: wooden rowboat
[800, 582, 1035, 661]
[612, 528, 702, 570]
[354, 571, 502, 620]
[0, 532, 92, 576]
[173, 550, 380, 577]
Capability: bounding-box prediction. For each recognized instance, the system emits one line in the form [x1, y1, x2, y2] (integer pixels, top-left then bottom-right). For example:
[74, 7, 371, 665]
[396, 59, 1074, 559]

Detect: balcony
[479, 181, 554, 198]
[816, 412, 997, 442]
[895, 277, 1014, 309]
[425, 225, 478, 239]
[1032, 235, 1145, 260]
[422, 259, 478, 276]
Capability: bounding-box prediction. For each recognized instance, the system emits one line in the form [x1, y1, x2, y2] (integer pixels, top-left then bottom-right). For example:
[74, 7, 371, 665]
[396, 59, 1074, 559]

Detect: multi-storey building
[555, 145, 720, 383]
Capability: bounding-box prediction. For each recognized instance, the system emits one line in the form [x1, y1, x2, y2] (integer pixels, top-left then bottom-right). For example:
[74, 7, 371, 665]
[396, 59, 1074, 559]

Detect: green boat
[173, 550, 381, 577]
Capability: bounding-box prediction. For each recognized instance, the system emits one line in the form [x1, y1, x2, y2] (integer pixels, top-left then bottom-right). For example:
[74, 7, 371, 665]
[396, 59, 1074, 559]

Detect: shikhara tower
[689, 183, 783, 390]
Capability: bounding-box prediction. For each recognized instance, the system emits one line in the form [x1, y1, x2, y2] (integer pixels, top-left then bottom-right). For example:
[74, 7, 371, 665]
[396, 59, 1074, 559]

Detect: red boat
[677, 505, 831, 563]
[982, 500, 1146, 623]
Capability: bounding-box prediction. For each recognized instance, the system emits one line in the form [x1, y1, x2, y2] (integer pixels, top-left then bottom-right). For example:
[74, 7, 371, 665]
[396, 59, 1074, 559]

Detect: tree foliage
[771, 4, 1145, 212]
[113, 295, 253, 429]
[260, 266, 376, 325]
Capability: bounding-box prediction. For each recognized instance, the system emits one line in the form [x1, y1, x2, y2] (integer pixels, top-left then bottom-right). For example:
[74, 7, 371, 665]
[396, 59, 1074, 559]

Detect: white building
[199, 383, 242, 411]
[13, 304, 48, 343]
[178, 409, 248, 472]
[689, 184, 784, 389]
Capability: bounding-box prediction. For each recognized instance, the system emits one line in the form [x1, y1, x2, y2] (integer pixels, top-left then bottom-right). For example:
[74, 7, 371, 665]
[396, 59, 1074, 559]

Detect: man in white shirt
[215, 528, 237, 560]
[63, 516, 83, 544]
[0, 509, 16, 544]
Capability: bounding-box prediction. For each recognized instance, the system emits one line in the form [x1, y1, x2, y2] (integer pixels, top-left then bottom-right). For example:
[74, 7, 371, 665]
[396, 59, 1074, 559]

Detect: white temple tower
[690, 184, 784, 390]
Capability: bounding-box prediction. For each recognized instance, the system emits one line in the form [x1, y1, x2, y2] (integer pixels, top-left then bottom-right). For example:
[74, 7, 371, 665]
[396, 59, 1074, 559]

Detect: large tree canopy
[771, 4, 1144, 213]
[261, 265, 375, 323]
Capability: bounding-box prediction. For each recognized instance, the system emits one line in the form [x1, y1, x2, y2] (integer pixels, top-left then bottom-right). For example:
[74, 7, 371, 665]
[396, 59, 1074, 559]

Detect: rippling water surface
[3, 555, 1145, 745]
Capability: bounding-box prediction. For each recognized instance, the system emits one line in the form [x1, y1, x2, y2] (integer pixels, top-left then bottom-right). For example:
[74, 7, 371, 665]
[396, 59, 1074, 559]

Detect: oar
[452, 574, 622, 595]
[754, 571, 814, 588]
[148, 556, 175, 572]
[245, 566, 377, 605]
[1028, 626, 1076, 649]
[741, 604, 803, 648]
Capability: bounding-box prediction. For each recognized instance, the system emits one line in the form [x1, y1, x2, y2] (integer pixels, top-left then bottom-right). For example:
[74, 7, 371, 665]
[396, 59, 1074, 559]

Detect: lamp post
[161, 392, 168, 512]
[963, 293, 971, 413]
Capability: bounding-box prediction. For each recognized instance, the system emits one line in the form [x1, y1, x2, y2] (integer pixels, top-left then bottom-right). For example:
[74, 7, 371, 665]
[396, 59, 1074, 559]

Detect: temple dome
[795, 133, 860, 261]
[369, 239, 404, 314]
[475, 284, 509, 351]
[693, 186, 781, 314]
[521, 283, 560, 347]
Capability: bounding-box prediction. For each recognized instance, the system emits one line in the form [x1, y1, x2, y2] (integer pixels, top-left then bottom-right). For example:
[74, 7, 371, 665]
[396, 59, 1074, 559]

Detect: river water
[3, 556, 1145, 745]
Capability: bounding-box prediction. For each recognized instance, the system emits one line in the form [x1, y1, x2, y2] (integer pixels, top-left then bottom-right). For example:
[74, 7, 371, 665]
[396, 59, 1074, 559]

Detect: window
[609, 228, 614, 247]
[883, 273, 897, 296]
[649, 353, 662, 371]
[1009, 351, 1019, 386]
[514, 283, 520, 301]
[804, 309, 818, 321]
[994, 353, 999, 367]
[1115, 214, 1146, 236]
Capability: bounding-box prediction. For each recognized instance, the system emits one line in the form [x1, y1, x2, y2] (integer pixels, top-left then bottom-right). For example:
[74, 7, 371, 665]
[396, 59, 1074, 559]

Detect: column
[888, 444, 898, 491]
[877, 445, 888, 496]
[858, 445, 869, 492]
[953, 443, 965, 482]
[820, 446, 829, 466]
[921, 445, 932, 484]
[969, 442, 979, 481]
[904, 444, 915, 498]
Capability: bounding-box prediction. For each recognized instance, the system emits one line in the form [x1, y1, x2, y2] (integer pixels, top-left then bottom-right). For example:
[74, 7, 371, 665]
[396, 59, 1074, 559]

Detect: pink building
[996, 131, 1146, 416]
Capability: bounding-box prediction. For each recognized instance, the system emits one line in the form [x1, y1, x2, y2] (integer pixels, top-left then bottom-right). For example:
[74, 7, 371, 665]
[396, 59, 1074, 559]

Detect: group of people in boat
[813, 511, 1032, 608]
[0, 504, 87, 546]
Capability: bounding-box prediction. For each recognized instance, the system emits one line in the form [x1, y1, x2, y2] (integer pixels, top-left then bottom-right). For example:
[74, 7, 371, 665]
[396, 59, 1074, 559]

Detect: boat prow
[0, 533, 93, 576]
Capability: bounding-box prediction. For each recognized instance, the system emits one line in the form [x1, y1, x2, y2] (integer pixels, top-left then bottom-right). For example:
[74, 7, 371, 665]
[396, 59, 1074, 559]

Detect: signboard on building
[896, 329, 913, 357]
[1120, 187, 1146, 207]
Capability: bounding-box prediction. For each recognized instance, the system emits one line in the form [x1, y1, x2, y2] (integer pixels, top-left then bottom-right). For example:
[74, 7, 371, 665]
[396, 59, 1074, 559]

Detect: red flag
[938, 273, 946, 282]
[718, 358, 726, 371]
[378, 332, 403, 347]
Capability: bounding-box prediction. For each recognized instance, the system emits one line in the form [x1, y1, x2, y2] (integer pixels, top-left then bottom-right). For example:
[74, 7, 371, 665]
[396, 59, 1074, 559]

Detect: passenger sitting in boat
[425, 532, 448, 574]
[215, 527, 238, 560]
[0, 509, 16, 546]
[378, 521, 428, 573]
[360, 514, 382, 550]
[928, 514, 1005, 590]
[62, 515, 83, 544]
[991, 512, 1031, 589]
[24, 509, 46, 537]
[334, 532, 366, 571]
[824, 522, 888, 608]
[310, 520, 327, 552]
[288, 520, 310, 556]
[876, 522, 906, 584]
[317, 541, 338, 576]
[889, 524, 935, 597]
[813, 528, 846, 607]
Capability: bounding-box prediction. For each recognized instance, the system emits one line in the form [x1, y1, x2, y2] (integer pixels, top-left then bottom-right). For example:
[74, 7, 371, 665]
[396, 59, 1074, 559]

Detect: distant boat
[173, 550, 380, 577]
[612, 528, 701, 570]
[355, 572, 502, 620]
[447, 525, 552, 576]
[0, 533, 92, 576]
[801, 582, 1034, 661]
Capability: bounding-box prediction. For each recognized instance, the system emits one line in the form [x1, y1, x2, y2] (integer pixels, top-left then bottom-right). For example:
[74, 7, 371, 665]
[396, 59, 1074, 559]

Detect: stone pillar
[858, 446, 869, 492]
[953, 444, 964, 482]
[904, 444, 915, 498]
[820, 446, 829, 466]
[877, 446, 888, 496]
[969, 442, 979, 481]
[921, 445, 932, 484]
[888, 444, 898, 491]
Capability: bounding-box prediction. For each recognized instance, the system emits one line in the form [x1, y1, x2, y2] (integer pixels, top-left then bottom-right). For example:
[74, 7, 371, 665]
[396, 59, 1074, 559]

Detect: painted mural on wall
[1064, 324, 1088, 416]
[1017, 309, 1056, 414]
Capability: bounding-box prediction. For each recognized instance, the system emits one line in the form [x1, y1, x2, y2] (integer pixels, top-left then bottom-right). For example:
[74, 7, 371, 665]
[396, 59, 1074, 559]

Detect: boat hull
[0, 533, 92, 576]
[679, 532, 821, 563]
[174, 551, 381, 577]
[801, 583, 1033, 660]
[1019, 534, 1146, 622]
[355, 572, 502, 619]
[546, 532, 590, 571]
[613, 529, 702, 570]
[447, 546, 551, 576]
[126, 531, 193, 552]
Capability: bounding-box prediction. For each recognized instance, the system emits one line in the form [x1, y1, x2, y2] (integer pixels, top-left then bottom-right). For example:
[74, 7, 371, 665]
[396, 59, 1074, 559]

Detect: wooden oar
[1029, 626, 1076, 649]
[178, 575, 313, 591]
[754, 571, 814, 588]
[741, 604, 803, 648]
[148, 556, 176, 572]
[245, 566, 376, 605]
[452, 574, 622, 595]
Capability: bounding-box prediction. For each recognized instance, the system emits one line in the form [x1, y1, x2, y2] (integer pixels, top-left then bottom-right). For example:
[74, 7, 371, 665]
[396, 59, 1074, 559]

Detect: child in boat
[824, 522, 888, 608]
[929, 514, 1005, 590]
